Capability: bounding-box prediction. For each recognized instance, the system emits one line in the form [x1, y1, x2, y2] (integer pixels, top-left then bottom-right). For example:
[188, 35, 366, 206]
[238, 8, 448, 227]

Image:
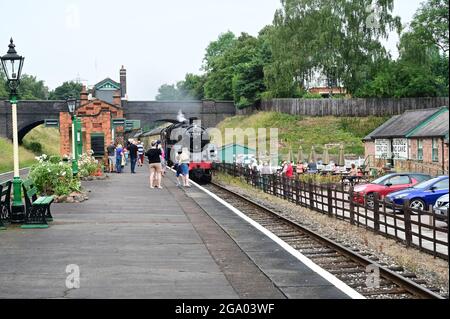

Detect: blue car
[386, 176, 449, 211]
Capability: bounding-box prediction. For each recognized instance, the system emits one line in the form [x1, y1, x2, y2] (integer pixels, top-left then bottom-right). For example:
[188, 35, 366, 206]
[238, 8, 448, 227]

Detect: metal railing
[214, 163, 449, 260]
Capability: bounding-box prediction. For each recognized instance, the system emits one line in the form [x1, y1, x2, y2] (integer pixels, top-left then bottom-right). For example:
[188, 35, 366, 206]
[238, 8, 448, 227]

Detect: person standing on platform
[137, 140, 145, 167]
[146, 141, 163, 189]
[179, 148, 191, 188]
[115, 144, 124, 174]
[106, 142, 116, 173]
[128, 140, 139, 174]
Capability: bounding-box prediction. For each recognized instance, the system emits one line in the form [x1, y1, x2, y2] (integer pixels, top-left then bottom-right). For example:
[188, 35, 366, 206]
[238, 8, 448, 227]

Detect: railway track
[206, 182, 446, 300]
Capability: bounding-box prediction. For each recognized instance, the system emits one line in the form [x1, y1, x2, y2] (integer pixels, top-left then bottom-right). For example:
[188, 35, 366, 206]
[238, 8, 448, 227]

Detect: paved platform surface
[0, 165, 350, 299]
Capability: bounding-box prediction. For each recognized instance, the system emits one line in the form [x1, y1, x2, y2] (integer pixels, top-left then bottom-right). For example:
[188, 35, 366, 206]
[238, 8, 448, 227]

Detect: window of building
[432, 138, 439, 162]
[417, 139, 423, 161]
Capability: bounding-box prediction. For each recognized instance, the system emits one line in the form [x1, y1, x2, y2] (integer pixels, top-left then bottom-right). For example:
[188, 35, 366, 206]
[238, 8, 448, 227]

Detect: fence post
[295, 179, 300, 206]
[327, 184, 333, 217]
[403, 200, 413, 247]
[373, 193, 380, 232]
[309, 182, 314, 210]
[272, 175, 277, 196]
[349, 186, 355, 225]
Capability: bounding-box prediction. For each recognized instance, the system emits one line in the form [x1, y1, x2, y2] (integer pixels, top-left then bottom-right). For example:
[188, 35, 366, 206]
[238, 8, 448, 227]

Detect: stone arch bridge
[0, 99, 236, 143]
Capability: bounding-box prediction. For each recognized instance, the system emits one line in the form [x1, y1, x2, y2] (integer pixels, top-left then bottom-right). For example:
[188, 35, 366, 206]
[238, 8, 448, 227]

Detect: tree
[355, 0, 449, 98]
[177, 73, 206, 100]
[48, 81, 83, 100]
[409, 0, 449, 54]
[265, 0, 402, 96]
[0, 71, 48, 100]
[0, 70, 7, 99]
[155, 84, 182, 101]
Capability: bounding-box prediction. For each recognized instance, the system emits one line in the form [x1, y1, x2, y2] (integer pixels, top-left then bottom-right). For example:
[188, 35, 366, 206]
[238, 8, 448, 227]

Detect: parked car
[352, 173, 432, 208]
[386, 176, 449, 212]
[434, 194, 449, 221]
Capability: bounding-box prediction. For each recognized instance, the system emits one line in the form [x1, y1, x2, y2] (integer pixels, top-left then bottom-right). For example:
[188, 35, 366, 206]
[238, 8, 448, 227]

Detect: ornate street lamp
[66, 96, 80, 176]
[1, 38, 25, 223]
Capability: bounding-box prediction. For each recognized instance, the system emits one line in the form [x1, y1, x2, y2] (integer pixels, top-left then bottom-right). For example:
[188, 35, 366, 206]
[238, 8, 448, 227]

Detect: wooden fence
[214, 163, 449, 260]
[254, 97, 449, 117]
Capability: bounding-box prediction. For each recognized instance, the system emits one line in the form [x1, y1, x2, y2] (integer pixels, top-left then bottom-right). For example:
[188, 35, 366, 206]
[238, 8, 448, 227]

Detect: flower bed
[29, 154, 81, 196]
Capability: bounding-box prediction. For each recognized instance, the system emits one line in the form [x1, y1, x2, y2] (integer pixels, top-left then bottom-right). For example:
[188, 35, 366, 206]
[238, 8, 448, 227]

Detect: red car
[352, 173, 432, 208]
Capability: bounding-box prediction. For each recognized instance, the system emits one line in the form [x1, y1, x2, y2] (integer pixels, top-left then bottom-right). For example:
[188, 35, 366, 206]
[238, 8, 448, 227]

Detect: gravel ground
[213, 173, 449, 298]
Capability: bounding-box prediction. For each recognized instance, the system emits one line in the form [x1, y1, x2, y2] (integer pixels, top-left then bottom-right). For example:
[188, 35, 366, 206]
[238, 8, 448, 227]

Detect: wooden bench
[0, 181, 12, 229]
[22, 179, 54, 228]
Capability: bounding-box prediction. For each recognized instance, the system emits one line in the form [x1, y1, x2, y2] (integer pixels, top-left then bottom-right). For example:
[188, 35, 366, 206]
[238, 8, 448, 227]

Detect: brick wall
[364, 141, 375, 158]
[59, 97, 124, 163]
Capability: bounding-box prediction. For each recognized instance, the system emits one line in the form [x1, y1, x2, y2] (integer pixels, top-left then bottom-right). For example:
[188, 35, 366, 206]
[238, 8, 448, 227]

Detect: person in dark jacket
[128, 140, 139, 174]
[145, 141, 163, 189]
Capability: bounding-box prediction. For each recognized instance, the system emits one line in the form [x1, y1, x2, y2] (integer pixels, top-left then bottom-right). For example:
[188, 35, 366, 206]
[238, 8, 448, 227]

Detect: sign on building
[392, 138, 408, 160]
[375, 139, 391, 159]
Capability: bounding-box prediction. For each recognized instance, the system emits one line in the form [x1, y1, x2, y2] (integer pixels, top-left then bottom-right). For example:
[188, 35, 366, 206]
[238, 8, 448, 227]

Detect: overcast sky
[0, 0, 424, 100]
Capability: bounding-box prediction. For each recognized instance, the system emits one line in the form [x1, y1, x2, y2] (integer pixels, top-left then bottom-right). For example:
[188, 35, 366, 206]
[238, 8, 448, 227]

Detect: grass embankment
[0, 138, 37, 174]
[214, 112, 388, 159]
[0, 125, 60, 174]
[23, 126, 60, 156]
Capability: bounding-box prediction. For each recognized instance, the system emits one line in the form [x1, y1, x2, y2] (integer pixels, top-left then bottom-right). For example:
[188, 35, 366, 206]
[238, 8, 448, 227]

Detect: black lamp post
[66, 96, 80, 176]
[1, 38, 25, 223]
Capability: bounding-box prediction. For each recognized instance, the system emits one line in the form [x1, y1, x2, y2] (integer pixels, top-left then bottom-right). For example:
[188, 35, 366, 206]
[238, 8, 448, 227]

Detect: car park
[434, 194, 449, 221]
[386, 176, 449, 211]
[352, 173, 432, 208]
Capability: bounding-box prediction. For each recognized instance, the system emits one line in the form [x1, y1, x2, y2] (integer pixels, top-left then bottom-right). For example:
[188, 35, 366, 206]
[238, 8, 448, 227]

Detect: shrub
[24, 141, 43, 154]
[78, 151, 100, 178]
[29, 154, 81, 196]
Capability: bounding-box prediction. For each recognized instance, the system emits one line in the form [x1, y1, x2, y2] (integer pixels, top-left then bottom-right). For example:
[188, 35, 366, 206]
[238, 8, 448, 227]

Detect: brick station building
[364, 106, 449, 175]
[59, 67, 127, 164]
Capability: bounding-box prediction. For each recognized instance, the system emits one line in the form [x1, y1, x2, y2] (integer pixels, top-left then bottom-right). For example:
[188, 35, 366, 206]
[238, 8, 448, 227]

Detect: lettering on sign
[375, 139, 390, 159]
[393, 138, 408, 160]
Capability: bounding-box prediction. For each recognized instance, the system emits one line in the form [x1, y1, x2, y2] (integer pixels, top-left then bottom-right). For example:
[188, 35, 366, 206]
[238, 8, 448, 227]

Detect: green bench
[0, 181, 12, 230]
[22, 179, 54, 229]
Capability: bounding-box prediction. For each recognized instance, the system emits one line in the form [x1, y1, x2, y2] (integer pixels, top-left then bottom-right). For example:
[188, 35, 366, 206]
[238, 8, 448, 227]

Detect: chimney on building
[120, 65, 127, 99]
[80, 85, 88, 104]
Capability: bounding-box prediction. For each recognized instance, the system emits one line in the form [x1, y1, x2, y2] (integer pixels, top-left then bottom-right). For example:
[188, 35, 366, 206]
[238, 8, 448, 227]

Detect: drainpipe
[442, 138, 445, 175]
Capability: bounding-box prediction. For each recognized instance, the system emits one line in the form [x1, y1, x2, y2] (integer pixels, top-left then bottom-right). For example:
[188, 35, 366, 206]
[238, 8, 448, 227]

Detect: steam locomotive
[159, 117, 217, 184]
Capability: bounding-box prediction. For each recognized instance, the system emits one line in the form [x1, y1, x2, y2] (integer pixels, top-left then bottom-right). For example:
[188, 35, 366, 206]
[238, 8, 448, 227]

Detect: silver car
[434, 194, 449, 221]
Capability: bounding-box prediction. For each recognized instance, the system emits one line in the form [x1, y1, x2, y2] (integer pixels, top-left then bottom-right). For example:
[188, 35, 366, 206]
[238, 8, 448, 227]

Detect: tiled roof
[370, 107, 444, 139]
[363, 115, 400, 141]
[407, 109, 449, 138]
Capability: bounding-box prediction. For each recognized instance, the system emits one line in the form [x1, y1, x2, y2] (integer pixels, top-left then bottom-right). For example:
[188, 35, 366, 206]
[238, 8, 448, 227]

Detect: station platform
[0, 165, 355, 299]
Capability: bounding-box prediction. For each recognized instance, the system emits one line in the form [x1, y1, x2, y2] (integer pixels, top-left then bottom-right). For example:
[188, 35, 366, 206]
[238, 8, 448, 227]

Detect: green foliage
[302, 92, 323, 99]
[338, 117, 390, 138]
[355, 5, 449, 98]
[0, 70, 48, 100]
[265, 0, 401, 96]
[29, 154, 81, 196]
[155, 84, 181, 101]
[23, 141, 43, 155]
[155, 0, 447, 102]
[409, 0, 449, 54]
[48, 81, 83, 100]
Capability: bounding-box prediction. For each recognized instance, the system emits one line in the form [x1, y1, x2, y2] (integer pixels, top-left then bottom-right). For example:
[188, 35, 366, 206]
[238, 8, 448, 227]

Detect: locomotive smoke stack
[189, 117, 199, 125]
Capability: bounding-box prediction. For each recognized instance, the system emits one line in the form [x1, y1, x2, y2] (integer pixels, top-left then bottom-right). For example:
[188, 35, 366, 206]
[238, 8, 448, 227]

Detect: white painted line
[182, 173, 365, 299]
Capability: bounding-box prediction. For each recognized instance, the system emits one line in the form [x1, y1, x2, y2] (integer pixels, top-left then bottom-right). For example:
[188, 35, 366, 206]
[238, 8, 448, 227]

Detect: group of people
[106, 139, 193, 190]
[247, 159, 364, 179]
[106, 140, 146, 174]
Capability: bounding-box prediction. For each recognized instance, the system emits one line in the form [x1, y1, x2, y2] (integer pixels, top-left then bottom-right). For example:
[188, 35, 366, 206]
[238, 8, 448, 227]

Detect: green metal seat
[0, 181, 12, 230]
[21, 179, 54, 229]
